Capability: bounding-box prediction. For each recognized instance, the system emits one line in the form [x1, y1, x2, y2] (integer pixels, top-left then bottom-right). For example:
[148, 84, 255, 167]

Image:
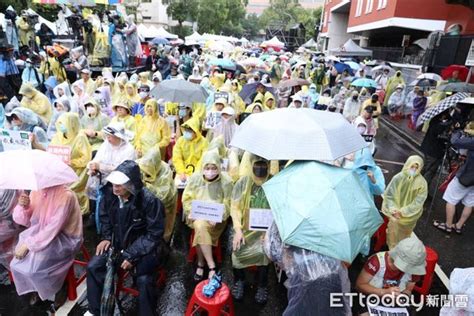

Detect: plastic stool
[116, 267, 167, 297]
[187, 231, 222, 264]
[413, 246, 439, 297]
[66, 244, 91, 300]
[373, 215, 389, 252]
[8, 270, 13, 283]
[185, 280, 234, 316]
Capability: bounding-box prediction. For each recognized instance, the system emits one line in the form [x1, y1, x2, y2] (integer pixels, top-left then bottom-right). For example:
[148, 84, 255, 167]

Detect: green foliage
[241, 13, 261, 38]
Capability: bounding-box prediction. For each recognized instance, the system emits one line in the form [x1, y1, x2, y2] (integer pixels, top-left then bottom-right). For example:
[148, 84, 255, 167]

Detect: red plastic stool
[8, 270, 14, 283]
[66, 244, 91, 300]
[373, 215, 389, 252]
[185, 280, 234, 316]
[187, 231, 222, 264]
[116, 267, 167, 297]
[413, 246, 439, 297]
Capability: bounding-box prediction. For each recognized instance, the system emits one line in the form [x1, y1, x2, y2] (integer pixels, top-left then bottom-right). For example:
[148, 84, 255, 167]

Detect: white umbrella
[417, 73, 443, 81]
[371, 65, 394, 75]
[230, 108, 368, 161]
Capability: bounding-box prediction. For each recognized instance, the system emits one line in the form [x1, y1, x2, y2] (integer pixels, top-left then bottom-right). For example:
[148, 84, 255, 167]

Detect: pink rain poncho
[0, 190, 21, 269]
[10, 185, 83, 301]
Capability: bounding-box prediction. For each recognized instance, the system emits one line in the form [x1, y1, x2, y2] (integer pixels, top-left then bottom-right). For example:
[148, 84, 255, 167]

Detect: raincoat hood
[137, 147, 162, 183]
[7, 107, 40, 126]
[54, 96, 72, 112]
[55, 112, 81, 142]
[202, 150, 222, 175]
[250, 154, 270, 185]
[84, 98, 101, 118]
[53, 81, 72, 99]
[182, 117, 202, 138]
[353, 148, 377, 170]
[245, 103, 265, 113]
[353, 116, 367, 128]
[144, 98, 159, 117]
[114, 160, 144, 194]
[71, 81, 85, 96]
[402, 155, 424, 177]
[208, 136, 227, 158]
[19, 83, 38, 99]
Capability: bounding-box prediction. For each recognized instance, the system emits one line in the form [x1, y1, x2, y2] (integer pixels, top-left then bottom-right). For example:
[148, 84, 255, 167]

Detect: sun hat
[389, 237, 426, 275]
[102, 122, 134, 142]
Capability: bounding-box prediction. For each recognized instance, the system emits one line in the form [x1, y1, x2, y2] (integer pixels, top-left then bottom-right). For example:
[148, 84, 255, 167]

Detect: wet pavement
[1, 121, 471, 315]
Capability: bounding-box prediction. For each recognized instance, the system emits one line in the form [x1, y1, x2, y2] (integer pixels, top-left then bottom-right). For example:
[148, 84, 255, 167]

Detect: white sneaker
[84, 311, 94, 316]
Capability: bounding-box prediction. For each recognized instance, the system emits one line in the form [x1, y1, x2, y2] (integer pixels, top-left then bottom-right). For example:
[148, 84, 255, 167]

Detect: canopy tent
[185, 31, 204, 46]
[201, 33, 239, 43]
[302, 38, 317, 49]
[238, 37, 249, 43]
[155, 26, 178, 39]
[329, 39, 372, 57]
[261, 36, 285, 49]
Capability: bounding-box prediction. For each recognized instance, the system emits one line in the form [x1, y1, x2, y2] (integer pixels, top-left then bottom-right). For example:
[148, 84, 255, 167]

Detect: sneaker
[255, 287, 268, 304]
[231, 280, 245, 300]
[84, 311, 94, 316]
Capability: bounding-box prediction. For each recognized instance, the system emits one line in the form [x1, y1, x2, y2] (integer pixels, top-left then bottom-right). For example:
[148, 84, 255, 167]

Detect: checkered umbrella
[417, 92, 470, 126]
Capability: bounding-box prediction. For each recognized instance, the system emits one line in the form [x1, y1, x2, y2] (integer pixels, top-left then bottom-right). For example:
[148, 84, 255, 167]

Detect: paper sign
[368, 305, 409, 316]
[47, 145, 72, 165]
[0, 128, 32, 151]
[191, 200, 225, 223]
[362, 134, 374, 142]
[249, 208, 273, 231]
[214, 91, 229, 103]
[205, 111, 222, 129]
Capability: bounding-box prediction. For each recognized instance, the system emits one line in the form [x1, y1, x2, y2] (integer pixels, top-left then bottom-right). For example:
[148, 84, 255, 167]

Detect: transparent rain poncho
[0, 190, 21, 269]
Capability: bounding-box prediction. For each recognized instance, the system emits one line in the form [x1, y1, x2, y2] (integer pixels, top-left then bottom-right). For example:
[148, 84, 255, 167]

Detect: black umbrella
[100, 249, 117, 316]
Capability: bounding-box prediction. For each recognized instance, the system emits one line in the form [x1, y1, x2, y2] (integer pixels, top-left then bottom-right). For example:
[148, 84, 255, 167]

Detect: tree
[241, 13, 261, 38]
[195, 0, 247, 36]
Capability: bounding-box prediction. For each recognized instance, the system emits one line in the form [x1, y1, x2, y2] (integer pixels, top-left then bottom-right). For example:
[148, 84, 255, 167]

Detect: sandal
[433, 220, 452, 234]
[194, 265, 205, 282]
[208, 266, 217, 279]
[453, 223, 464, 235]
[231, 280, 245, 300]
[255, 286, 268, 304]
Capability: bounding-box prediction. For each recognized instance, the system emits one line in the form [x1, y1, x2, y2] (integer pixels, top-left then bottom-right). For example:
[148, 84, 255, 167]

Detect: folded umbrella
[263, 161, 383, 263]
[417, 92, 471, 126]
[230, 108, 367, 161]
[0, 149, 78, 191]
[351, 78, 377, 89]
[238, 82, 275, 104]
[278, 78, 310, 89]
[437, 82, 474, 93]
[150, 79, 209, 103]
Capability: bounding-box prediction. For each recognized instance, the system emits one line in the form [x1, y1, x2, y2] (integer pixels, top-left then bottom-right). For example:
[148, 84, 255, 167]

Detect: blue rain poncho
[352, 148, 385, 197]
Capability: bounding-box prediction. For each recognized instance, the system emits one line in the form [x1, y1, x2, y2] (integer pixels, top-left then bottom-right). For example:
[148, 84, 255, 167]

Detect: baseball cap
[106, 171, 130, 185]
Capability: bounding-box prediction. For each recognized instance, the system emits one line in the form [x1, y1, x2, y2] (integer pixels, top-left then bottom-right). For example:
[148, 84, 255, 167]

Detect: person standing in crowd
[17, 11, 34, 47]
[70, 46, 89, 78]
[182, 150, 233, 280]
[51, 113, 92, 215]
[343, 91, 361, 122]
[361, 93, 382, 128]
[409, 90, 427, 130]
[137, 148, 177, 243]
[124, 15, 141, 67]
[382, 155, 428, 249]
[21, 59, 43, 89]
[19, 83, 52, 125]
[208, 106, 237, 147]
[374, 68, 390, 91]
[134, 98, 171, 158]
[145, 47, 159, 72]
[172, 117, 209, 182]
[355, 237, 426, 316]
[10, 185, 82, 308]
[4, 6, 19, 53]
[0, 190, 21, 270]
[86, 160, 165, 316]
[231, 156, 272, 304]
[347, 148, 385, 198]
[434, 122, 474, 234]
[270, 57, 283, 86]
[384, 71, 405, 107]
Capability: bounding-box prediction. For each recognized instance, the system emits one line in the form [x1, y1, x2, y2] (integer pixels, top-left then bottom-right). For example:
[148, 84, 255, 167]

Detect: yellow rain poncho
[244, 103, 267, 114]
[210, 73, 226, 90]
[19, 83, 53, 124]
[207, 136, 240, 182]
[39, 56, 67, 83]
[263, 91, 276, 110]
[125, 83, 140, 104]
[80, 99, 110, 151]
[50, 113, 92, 214]
[134, 99, 171, 158]
[182, 150, 233, 246]
[137, 148, 177, 242]
[384, 71, 405, 106]
[172, 117, 209, 176]
[111, 100, 136, 132]
[230, 80, 245, 115]
[231, 156, 271, 269]
[112, 76, 128, 105]
[382, 155, 428, 249]
[239, 151, 279, 178]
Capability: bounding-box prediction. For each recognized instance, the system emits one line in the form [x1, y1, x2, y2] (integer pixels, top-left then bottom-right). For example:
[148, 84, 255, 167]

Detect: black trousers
[233, 266, 269, 287]
[423, 154, 443, 186]
[87, 252, 159, 316]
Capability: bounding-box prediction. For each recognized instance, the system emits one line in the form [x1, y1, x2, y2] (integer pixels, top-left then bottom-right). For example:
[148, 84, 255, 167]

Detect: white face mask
[408, 168, 417, 177]
[86, 106, 97, 116]
[139, 91, 148, 99]
[203, 169, 219, 180]
[357, 126, 366, 135]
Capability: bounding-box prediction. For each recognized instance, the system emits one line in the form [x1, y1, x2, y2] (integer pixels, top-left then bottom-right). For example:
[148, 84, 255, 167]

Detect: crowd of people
[0, 6, 473, 316]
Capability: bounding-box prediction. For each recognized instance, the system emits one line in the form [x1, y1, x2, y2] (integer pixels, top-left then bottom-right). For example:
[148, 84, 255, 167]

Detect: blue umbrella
[208, 58, 236, 71]
[262, 161, 383, 263]
[239, 82, 275, 104]
[344, 61, 360, 71]
[151, 37, 169, 46]
[334, 62, 354, 75]
[351, 78, 378, 89]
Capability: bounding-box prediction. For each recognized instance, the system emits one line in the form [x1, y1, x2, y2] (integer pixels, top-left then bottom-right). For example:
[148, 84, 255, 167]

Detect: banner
[0, 129, 31, 151]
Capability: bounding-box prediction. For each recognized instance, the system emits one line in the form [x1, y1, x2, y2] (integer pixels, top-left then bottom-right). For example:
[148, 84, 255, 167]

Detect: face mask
[59, 124, 67, 134]
[183, 131, 193, 140]
[139, 92, 148, 99]
[178, 109, 188, 119]
[357, 126, 366, 135]
[12, 125, 20, 131]
[203, 169, 219, 180]
[408, 168, 417, 177]
[253, 165, 268, 178]
[86, 106, 97, 117]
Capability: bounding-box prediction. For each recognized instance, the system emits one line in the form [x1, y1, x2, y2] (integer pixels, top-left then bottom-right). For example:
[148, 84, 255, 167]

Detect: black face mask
[352, 96, 358, 100]
[253, 165, 268, 178]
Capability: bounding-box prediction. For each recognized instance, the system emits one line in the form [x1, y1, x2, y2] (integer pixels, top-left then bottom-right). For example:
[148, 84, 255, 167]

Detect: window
[355, 0, 364, 17]
[365, 0, 374, 13]
[377, 0, 387, 9]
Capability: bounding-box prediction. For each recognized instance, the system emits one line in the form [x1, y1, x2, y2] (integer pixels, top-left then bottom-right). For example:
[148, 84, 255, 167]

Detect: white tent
[261, 36, 285, 48]
[201, 33, 239, 43]
[329, 39, 372, 57]
[185, 32, 204, 46]
[302, 38, 317, 49]
[239, 37, 249, 43]
[155, 26, 178, 39]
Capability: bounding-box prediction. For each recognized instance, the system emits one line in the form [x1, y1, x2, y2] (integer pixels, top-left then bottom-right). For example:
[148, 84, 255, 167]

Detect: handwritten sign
[47, 145, 72, 165]
[205, 111, 222, 129]
[368, 305, 409, 316]
[191, 200, 225, 223]
[249, 208, 273, 231]
[0, 128, 31, 151]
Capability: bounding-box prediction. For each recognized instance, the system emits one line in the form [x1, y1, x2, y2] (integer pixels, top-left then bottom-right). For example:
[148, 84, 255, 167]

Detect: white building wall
[326, 12, 351, 51]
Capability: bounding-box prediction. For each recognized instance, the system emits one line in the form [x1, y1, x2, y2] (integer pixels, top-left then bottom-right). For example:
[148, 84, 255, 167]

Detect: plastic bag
[440, 268, 474, 316]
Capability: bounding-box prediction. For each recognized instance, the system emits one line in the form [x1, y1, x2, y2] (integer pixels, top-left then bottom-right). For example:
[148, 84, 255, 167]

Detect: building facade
[247, 0, 325, 15]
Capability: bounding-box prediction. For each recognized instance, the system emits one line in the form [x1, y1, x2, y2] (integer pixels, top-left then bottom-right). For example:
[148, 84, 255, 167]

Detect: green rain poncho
[231, 156, 271, 269]
[137, 147, 177, 242]
[382, 155, 428, 249]
[182, 150, 233, 246]
[383, 71, 405, 106]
